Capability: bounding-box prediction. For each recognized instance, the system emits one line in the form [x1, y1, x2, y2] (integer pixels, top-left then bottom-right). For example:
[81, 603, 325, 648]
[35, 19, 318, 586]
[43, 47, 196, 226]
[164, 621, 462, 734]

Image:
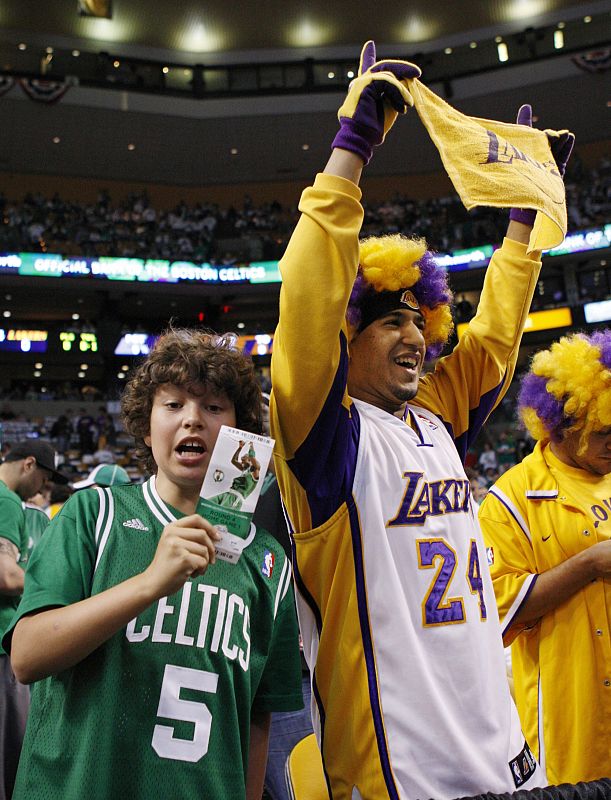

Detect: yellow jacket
[479, 441, 611, 784]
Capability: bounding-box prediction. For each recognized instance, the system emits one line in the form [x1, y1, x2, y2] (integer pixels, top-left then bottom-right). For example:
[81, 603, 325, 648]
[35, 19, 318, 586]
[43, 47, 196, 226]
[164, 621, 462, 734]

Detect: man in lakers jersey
[479, 331, 611, 784]
[4, 328, 303, 800]
[271, 41, 572, 800]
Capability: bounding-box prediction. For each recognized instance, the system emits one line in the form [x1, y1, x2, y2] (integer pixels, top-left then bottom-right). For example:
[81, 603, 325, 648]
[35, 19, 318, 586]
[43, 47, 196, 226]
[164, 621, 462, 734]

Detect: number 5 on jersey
[152, 664, 219, 762]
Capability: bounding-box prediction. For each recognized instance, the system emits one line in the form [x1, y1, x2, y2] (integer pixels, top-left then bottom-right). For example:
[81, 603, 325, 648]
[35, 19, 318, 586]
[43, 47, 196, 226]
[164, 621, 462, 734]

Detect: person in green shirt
[0, 439, 66, 800]
[4, 328, 302, 800]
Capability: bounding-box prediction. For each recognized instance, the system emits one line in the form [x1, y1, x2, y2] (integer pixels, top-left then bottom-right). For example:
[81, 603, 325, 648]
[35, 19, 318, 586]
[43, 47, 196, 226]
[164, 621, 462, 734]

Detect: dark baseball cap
[4, 440, 70, 484]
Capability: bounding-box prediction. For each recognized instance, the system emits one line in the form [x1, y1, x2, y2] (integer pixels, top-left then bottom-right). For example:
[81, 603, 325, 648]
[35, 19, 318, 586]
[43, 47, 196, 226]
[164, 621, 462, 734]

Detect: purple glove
[510, 104, 575, 226]
[332, 41, 421, 165]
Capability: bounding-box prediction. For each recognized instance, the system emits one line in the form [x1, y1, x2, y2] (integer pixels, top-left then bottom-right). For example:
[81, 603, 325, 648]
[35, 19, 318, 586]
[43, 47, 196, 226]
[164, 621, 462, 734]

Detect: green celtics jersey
[5, 477, 302, 800]
[21, 504, 50, 564]
[0, 478, 26, 655]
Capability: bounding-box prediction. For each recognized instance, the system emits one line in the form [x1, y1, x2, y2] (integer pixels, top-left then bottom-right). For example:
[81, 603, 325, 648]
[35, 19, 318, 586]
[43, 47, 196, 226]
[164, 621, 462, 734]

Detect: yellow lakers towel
[408, 79, 570, 253]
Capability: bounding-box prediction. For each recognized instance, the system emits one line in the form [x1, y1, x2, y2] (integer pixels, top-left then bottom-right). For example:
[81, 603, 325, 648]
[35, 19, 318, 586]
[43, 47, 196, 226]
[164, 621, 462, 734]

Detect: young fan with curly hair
[269, 38, 576, 800]
[3, 328, 303, 800]
[479, 329, 611, 785]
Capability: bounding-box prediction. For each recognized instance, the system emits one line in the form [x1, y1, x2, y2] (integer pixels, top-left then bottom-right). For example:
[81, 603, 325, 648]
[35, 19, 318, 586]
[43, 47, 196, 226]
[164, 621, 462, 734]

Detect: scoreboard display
[59, 330, 99, 352]
[0, 328, 48, 353]
[0, 325, 273, 361]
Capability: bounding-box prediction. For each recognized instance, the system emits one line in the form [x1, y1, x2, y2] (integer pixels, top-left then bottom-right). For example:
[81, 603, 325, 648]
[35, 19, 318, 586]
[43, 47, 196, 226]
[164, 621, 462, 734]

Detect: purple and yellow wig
[518, 330, 611, 452]
[346, 234, 454, 361]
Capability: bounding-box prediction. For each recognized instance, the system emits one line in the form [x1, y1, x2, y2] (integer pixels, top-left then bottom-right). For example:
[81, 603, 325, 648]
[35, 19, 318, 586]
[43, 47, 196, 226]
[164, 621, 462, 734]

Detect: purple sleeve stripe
[348, 496, 401, 800]
[451, 373, 507, 462]
[502, 574, 539, 637]
[287, 331, 361, 528]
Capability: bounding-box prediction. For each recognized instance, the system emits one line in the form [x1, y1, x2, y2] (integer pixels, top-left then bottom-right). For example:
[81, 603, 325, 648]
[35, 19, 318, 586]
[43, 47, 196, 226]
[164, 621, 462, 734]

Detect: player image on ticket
[200, 425, 274, 563]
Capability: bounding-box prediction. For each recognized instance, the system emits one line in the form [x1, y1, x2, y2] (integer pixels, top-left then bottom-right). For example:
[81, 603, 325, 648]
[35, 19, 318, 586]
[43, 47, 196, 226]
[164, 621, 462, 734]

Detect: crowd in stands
[0, 154, 608, 263]
[0, 373, 534, 508]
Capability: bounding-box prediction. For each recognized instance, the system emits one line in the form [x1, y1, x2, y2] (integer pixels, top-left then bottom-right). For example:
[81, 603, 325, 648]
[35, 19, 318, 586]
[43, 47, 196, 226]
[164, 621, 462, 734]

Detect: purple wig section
[590, 329, 611, 369]
[425, 342, 444, 361]
[518, 373, 570, 442]
[412, 250, 453, 309]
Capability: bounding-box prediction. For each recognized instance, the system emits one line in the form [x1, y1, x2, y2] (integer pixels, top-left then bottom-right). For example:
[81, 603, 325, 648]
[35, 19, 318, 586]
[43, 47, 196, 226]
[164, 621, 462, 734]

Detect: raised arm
[271, 43, 420, 528]
[415, 104, 574, 458]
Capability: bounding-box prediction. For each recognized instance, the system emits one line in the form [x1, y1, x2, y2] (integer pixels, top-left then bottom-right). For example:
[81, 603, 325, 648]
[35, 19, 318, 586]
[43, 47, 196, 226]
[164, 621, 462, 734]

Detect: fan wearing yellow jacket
[479, 331, 611, 784]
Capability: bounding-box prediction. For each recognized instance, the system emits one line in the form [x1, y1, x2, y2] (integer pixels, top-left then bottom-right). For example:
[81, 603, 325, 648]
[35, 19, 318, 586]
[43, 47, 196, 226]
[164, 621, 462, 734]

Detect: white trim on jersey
[501, 573, 538, 636]
[273, 557, 292, 619]
[525, 490, 558, 498]
[94, 486, 107, 546]
[538, 671, 546, 773]
[94, 487, 115, 573]
[488, 486, 532, 541]
[144, 477, 175, 525]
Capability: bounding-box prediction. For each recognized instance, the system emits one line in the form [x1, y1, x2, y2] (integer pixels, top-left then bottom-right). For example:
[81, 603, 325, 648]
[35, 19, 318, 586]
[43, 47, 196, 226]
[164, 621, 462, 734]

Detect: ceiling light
[583, 15, 591, 23]
[113, 60, 120, 68]
[45, 47, 54, 55]
[18, 43, 26, 51]
[35, 362, 43, 369]
[469, 41, 477, 49]
[557, 21, 565, 29]
[400, 15, 438, 41]
[121, 364, 129, 371]
[117, 371, 126, 379]
[554, 29, 564, 49]
[347, 70, 355, 78]
[237, 322, 245, 329]
[78, 371, 85, 378]
[327, 71, 335, 79]
[72, 313, 80, 320]
[287, 19, 329, 48]
[444, 47, 453, 55]
[72, 49, 80, 57]
[497, 42, 509, 62]
[80, 363, 88, 370]
[52, 136, 61, 144]
[230, 147, 238, 155]
[34, 370, 41, 377]
[3, 310, 10, 318]
[302, 143, 310, 151]
[4, 294, 11, 300]
[162, 66, 169, 74]
[127, 143, 136, 151]
[495, 35, 503, 43]
[178, 21, 225, 52]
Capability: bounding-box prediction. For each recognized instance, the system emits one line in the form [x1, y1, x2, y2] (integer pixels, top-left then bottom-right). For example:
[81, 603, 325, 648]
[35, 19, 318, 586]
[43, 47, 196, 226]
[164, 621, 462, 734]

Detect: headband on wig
[518, 330, 611, 452]
[346, 234, 454, 361]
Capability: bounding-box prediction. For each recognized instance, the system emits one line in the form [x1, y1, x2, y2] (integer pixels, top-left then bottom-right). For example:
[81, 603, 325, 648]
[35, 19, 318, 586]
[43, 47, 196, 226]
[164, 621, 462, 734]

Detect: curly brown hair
[121, 328, 262, 475]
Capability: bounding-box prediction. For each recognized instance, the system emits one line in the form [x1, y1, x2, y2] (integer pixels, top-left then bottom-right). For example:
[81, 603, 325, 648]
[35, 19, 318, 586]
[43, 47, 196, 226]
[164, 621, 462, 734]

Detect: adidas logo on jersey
[122, 518, 149, 531]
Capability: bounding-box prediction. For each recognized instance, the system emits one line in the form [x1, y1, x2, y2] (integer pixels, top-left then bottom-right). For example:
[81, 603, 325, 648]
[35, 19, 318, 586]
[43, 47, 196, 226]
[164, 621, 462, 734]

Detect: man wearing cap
[72, 463, 132, 491]
[270, 41, 574, 800]
[0, 440, 67, 800]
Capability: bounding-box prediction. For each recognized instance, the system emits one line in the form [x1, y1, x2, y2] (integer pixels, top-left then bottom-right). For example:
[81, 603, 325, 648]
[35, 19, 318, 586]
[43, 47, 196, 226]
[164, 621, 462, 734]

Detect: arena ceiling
[0, 0, 608, 188]
[0, 1, 608, 370]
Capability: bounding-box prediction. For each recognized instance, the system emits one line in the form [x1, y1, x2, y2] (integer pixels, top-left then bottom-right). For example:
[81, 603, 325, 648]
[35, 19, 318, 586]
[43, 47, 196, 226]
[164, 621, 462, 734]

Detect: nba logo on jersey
[261, 550, 275, 578]
[486, 546, 494, 566]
